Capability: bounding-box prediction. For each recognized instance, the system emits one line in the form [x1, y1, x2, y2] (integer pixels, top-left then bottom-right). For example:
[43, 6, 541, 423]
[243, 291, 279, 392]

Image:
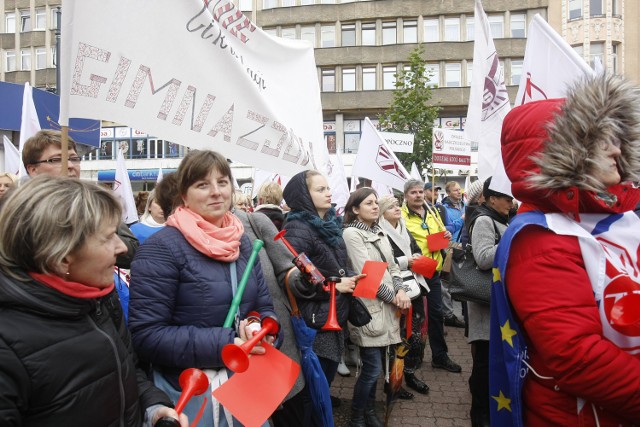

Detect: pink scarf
[166, 207, 244, 262]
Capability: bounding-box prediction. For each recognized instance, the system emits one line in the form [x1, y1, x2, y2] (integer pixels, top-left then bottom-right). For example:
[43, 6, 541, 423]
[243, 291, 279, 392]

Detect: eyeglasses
[31, 156, 82, 165]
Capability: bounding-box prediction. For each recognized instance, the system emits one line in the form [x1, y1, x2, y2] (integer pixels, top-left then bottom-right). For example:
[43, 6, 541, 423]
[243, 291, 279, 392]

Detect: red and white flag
[352, 117, 410, 192]
[115, 146, 139, 224]
[18, 83, 40, 178]
[3, 136, 20, 175]
[515, 14, 594, 106]
[464, 0, 511, 193]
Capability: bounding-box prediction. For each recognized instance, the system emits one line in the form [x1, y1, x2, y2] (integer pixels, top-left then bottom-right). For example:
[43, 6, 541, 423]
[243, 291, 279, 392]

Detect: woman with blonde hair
[130, 190, 166, 244]
[0, 172, 17, 198]
[0, 176, 186, 426]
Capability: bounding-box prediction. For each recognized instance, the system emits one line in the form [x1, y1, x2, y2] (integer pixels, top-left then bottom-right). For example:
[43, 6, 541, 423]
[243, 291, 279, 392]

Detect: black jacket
[0, 272, 172, 427]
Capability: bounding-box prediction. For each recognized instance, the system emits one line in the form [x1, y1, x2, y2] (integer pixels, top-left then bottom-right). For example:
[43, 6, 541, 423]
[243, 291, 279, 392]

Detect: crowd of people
[1, 73, 640, 427]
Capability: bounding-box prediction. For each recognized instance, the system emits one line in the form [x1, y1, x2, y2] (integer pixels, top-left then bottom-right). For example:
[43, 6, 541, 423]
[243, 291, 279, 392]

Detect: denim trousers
[426, 272, 449, 361]
[351, 346, 384, 412]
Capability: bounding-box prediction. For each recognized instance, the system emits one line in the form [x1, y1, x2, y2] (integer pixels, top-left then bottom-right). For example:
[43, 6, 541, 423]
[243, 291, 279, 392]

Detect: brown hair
[343, 187, 378, 224]
[176, 150, 233, 201]
[22, 130, 78, 167]
[155, 172, 180, 219]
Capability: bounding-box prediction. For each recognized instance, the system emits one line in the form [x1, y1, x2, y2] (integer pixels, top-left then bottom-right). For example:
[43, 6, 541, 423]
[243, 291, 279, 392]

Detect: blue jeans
[426, 272, 449, 362]
[351, 346, 384, 412]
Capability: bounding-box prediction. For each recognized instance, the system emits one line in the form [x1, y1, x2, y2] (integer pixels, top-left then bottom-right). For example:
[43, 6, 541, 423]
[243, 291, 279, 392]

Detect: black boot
[349, 408, 366, 427]
[405, 372, 430, 394]
[364, 403, 383, 427]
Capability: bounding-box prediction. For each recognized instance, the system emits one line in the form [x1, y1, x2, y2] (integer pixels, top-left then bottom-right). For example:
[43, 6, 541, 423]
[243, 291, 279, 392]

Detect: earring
[65, 271, 70, 276]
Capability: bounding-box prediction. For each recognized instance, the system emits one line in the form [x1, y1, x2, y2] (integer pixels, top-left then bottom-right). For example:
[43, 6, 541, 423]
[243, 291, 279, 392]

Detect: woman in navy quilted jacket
[129, 150, 277, 427]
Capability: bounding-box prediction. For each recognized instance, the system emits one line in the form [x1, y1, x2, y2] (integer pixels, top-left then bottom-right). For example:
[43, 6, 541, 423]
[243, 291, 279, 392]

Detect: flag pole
[61, 125, 69, 175]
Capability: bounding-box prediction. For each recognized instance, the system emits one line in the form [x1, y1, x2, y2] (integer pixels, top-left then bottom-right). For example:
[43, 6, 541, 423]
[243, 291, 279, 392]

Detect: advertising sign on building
[379, 131, 414, 153]
[432, 128, 472, 170]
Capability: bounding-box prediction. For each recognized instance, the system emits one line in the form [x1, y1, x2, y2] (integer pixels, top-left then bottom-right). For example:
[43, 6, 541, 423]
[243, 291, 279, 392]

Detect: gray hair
[404, 178, 424, 194]
[0, 176, 122, 280]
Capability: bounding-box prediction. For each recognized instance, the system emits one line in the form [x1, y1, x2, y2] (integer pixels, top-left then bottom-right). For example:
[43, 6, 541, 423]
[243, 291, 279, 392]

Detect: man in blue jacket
[441, 181, 465, 328]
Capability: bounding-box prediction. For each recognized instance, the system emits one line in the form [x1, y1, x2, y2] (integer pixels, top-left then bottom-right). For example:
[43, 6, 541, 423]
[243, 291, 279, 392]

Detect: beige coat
[343, 226, 401, 348]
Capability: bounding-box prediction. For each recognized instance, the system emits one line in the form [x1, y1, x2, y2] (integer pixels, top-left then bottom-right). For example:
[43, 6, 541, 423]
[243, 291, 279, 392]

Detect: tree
[378, 45, 441, 174]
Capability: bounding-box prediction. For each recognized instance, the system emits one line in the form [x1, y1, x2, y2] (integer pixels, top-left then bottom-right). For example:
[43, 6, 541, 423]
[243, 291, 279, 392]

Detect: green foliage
[378, 45, 441, 174]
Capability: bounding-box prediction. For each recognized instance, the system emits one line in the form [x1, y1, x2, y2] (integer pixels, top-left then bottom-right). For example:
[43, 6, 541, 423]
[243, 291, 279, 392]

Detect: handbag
[349, 296, 372, 327]
[399, 269, 421, 300]
[449, 219, 500, 306]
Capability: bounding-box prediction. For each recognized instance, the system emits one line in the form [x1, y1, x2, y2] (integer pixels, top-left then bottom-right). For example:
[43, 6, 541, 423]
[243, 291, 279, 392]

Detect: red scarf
[29, 272, 114, 299]
[166, 207, 244, 262]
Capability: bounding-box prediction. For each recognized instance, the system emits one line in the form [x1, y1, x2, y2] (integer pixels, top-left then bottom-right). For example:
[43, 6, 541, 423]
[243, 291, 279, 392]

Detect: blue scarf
[287, 207, 344, 248]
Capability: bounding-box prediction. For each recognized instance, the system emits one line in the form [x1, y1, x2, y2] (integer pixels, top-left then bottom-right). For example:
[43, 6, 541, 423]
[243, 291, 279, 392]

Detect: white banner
[59, 0, 329, 177]
[115, 147, 139, 224]
[3, 136, 20, 175]
[252, 168, 290, 199]
[352, 118, 410, 192]
[464, 0, 511, 193]
[410, 162, 421, 180]
[327, 151, 350, 216]
[515, 14, 594, 106]
[19, 83, 40, 178]
[379, 131, 414, 153]
[432, 128, 472, 170]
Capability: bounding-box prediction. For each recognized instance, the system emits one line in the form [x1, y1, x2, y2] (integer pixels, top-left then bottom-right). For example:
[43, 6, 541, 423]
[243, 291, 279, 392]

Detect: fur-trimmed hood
[501, 74, 640, 216]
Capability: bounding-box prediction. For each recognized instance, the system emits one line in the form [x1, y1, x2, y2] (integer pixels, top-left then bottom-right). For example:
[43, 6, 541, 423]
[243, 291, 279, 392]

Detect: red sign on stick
[353, 261, 388, 299]
[426, 231, 450, 252]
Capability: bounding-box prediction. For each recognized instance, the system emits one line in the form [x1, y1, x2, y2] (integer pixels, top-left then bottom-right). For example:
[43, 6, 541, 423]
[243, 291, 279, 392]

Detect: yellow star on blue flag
[501, 319, 518, 347]
[492, 390, 512, 412]
[493, 267, 501, 282]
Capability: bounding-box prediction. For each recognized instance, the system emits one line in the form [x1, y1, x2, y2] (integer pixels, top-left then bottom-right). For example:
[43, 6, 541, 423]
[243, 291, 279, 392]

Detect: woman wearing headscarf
[0, 177, 186, 427]
[378, 194, 429, 398]
[492, 74, 640, 425]
[129, 150, 277, 427]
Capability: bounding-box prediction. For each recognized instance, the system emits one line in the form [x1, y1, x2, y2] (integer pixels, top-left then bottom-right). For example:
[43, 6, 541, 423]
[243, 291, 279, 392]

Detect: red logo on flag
[376, 145, 407, 180]
[482, 53, 510, 121]
[434, 130, 444, 151]
[520, 72, 548, 105]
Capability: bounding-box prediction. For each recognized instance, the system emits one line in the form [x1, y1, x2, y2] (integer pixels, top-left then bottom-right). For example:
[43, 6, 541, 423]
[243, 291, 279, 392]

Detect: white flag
[115, 147, 139, 224]
[464, 0, 511, 193]
[350, 176, 358, 193]
[410, 162, 421, 180]
[3, 136, 20, 175]
[156, 166, 164, 184]
[352, 117, 410, 191]
[515, 14, 594, 106]
[252, 168, 289, 199]
[59, 0, 330, 177]
[463, 174, 471, 203]
[371, 181, 394, 197]
[18, 83, 40, 178]
[327, 151, 350, 216]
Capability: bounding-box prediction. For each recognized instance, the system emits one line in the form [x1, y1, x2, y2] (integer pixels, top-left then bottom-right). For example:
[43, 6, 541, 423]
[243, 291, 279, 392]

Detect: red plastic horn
[222, 317, 280, 373]
[322, 277, 342, 331]
[275, 229, 326, 286]
[154, 368, 209, 427]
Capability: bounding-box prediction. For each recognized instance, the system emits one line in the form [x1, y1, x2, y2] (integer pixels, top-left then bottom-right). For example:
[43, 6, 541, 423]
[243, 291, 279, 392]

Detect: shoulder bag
[449, 219, 500, 305]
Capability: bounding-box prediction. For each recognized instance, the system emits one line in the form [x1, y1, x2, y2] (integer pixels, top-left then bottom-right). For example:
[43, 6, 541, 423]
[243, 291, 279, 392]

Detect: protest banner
[432, 128, 472, 171]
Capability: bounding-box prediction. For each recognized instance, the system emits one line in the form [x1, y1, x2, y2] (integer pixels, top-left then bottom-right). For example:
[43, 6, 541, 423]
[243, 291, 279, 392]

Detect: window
[424, 18, 439, 42]
[321, 25, 335, 47]
[425, 63, 439, 87]
[573, 44, 584, 58]
[239, 0, 253, 11]
[466, 62, 473, 86]
[36, 47, 46, 69]
[35, 8, 46, 30]
[342, 68, 356, 91]
[590, 42, 604, 69]
[50, 9, 59, 29]
[52, 47, 57, 68]
[403, 20, 417, 43]
[383, 65, 396, 89]
[321, 68, 335, 92]
[301, 26, 315, 45]
[488, 15, 504, 38]
[445, 63, 461, 87]
[341, 23, 356, 47]
[263, 28, 277, 37]
[362, 22, 376, 46]
[510, 59, 523, 85]
[402, 64, 415, 88]
[5, 12, 15, 33]
[382, 22, 397, 45]
[612, 43, 619, 74]
[20, 49, 31, 71]
[20, 10, 31, 32]
[5, 50, 16, 72]
[320, 0, 336, 3]
[466, 17, 474, 41]
[326, 134, 337, 154]
[444, 17, 460, 41]
[301, 0, 315, 4]
[344, 133, 360, 153]
[569, 0, 583, 20]
[280, 27, 295, 39]
[262, 0, 277, 9]
[362, 66, 376, 90]
[282, 0, 296, 5]
[613, 0, 620, 16]
[510, 13, 526, 38]
[590, 0, 604, 16]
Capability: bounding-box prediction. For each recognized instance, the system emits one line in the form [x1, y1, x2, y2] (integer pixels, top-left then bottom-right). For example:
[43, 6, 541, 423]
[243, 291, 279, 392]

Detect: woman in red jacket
[492, 74, 640, 426]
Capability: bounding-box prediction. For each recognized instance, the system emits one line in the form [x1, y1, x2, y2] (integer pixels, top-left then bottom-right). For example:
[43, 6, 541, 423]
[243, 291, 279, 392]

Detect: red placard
[410, 255, 438, 278]
[353, 261, 388, 299]
[426, 231, 450, 252]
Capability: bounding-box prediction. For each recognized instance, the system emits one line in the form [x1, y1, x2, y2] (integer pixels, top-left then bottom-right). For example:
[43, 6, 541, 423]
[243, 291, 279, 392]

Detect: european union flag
[489, 212, 549, 426]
